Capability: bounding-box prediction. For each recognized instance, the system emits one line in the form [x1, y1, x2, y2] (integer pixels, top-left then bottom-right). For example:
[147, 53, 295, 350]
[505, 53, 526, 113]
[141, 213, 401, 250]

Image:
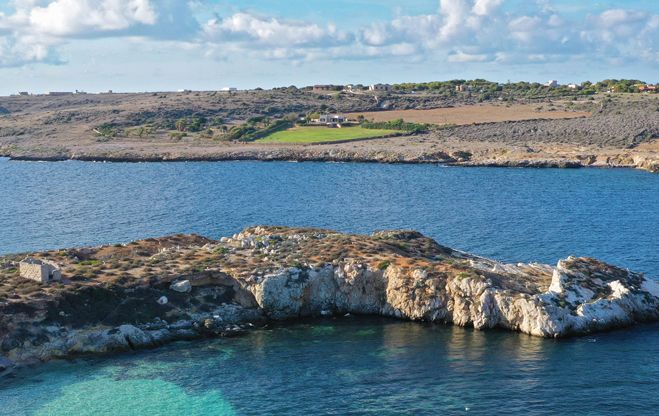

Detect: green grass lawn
[257, 126, 399, 143]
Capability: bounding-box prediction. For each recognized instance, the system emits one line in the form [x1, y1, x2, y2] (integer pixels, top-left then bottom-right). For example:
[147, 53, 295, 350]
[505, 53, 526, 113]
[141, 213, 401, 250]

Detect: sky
[0, 0, 657, 95]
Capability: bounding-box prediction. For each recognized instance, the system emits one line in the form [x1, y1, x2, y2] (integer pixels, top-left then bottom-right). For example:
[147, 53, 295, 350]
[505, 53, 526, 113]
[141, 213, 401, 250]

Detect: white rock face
[196, 227, 659, 338]
[241, 255, 659, 338]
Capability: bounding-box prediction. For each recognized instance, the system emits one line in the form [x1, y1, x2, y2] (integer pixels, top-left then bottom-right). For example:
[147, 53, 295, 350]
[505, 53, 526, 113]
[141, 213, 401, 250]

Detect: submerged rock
[0, 227, 656, 370]
[170, 280, 192, 293]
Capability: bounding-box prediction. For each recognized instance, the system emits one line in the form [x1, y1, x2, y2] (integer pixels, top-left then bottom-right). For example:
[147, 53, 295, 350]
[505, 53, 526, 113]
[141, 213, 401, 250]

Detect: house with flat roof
[318, 114, 346, 124]
[369, 83, 392, 92]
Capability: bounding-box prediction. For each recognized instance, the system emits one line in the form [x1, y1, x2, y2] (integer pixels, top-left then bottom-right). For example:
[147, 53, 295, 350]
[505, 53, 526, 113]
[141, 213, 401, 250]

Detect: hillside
[0, 89, 657, 171]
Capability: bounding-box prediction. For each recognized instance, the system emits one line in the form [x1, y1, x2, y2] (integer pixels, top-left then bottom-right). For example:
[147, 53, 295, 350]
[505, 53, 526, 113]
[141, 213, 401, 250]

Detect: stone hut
[19, 258, 62, 283]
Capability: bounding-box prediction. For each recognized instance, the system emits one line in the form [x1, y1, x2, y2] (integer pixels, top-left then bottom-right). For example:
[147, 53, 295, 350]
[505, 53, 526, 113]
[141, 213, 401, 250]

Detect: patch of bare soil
[347, 103, 591, 125]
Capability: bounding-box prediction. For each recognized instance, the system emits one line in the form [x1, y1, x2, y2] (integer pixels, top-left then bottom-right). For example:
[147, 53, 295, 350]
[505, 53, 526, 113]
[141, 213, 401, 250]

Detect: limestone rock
[1, 226, 657, 373]
[170, 280, 192, 293]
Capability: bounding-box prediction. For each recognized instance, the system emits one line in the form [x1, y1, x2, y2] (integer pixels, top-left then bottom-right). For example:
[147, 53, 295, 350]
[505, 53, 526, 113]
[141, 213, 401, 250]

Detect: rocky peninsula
[1, 226, 658, 375]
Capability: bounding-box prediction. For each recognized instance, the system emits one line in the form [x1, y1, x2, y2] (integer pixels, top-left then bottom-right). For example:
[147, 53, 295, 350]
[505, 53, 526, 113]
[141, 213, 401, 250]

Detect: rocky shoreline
[2, 144, 657, 173]
[1, 226, 658, 376]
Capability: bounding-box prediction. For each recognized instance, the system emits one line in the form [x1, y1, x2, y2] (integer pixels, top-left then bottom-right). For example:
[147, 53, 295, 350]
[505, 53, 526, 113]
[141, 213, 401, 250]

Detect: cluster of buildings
[312, 84, 393, 93]
[12, 90, 112, 97]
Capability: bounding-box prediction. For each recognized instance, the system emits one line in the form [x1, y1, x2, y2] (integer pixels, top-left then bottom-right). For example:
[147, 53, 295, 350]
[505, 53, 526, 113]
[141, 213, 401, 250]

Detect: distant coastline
[0, 88, 656, 173]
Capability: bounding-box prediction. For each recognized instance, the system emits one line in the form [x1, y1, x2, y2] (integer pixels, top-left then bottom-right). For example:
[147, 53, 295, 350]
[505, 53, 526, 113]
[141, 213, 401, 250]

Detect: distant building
[177, 89, 192, 93]
[567, 83, 581, 90]
[221, 87, 238, 92]
[18, 91, 29, 96]
[48, 91, 74, 96]
[545, 80, 559, 88]
[369, 83, 392, 92]
[455, 84, 471, 92]
[311, 114, 348, 126]
[318, 114, 346, 124]
[19, 258, 61, 283]
[637, 84, 657, 92]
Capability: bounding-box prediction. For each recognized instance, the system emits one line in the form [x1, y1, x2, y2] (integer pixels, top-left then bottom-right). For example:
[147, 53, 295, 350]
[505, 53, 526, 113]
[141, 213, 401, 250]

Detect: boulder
[170, 280, 192, 293]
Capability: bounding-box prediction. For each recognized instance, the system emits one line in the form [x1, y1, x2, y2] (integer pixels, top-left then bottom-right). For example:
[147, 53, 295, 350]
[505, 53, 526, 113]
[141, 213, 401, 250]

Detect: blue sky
[0, 0, 657, 95]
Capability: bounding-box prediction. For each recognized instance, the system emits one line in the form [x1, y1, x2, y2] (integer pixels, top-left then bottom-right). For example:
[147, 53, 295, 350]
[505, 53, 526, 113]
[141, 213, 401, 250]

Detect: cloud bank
[0, 0, 656, 68]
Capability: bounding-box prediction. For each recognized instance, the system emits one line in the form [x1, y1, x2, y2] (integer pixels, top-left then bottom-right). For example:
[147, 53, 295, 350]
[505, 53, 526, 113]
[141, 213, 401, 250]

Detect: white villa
[318, 114, 346, 124]
[369, 84, 392, 92]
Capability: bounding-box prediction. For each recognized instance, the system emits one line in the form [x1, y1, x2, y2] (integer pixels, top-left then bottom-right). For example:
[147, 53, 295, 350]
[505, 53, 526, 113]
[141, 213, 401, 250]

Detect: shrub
[78, 260, 101, 266]
[95, 123, 120, 138]
[230, 119, 293, 142]
[377, 261, 391, 270]
[361, 119, 431, 132]
[169, 132, 187, 140]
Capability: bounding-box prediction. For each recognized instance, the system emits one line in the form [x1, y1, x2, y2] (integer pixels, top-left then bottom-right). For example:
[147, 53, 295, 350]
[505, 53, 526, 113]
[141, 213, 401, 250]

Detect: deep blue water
[1, 158, 657, 276]
[0, 158, 658, 415]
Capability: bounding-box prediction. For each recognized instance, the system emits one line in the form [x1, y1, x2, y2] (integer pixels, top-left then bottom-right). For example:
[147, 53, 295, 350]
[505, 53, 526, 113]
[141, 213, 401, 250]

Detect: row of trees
[392, 79, 655, 97]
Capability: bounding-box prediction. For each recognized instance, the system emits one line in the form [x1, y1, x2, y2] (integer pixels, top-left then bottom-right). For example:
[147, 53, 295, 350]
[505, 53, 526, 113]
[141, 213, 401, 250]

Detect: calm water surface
[1, 158, 657, 276]
[1, 319, 658, 415]
[0, 158, 658, 415]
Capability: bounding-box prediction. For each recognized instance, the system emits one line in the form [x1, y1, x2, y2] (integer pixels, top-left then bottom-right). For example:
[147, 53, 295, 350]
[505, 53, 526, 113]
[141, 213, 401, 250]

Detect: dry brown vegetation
[0, 234, 215, 303]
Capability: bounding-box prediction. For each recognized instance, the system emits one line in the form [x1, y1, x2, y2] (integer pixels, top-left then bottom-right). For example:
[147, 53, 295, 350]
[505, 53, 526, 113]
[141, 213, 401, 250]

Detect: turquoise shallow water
[1, 318, 659, 415]
[0, 159, 658, 414]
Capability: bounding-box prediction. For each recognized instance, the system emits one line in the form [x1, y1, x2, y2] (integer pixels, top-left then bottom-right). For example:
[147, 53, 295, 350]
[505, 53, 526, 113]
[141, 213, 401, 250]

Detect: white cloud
[0, 0, 657, 69]
[447, 50, 489, 62]
[472, 0, 503, 17]
[28, 0, 157, 36]
[438, 0, 470, 40]
[203, 13, 351, 48]
[0, 0, 197, 66]
[352, 1, 658, 65]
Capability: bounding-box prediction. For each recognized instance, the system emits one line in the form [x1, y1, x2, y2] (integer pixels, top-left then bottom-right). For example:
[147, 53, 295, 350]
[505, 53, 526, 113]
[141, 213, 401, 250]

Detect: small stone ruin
[19, 258, 61, 283]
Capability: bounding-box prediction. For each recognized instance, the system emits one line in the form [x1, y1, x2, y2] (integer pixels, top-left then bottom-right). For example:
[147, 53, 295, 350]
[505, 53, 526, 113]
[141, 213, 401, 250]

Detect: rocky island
[1, 226, 658, 375]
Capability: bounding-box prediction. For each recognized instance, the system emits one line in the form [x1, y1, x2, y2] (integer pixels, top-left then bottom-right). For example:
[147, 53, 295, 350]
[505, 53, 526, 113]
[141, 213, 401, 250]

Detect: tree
[175, 119, 187, 132]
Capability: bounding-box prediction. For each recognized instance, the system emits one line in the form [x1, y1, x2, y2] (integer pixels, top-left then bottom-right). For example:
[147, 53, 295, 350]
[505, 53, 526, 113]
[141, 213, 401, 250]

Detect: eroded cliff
[1, 226, 657, 373]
